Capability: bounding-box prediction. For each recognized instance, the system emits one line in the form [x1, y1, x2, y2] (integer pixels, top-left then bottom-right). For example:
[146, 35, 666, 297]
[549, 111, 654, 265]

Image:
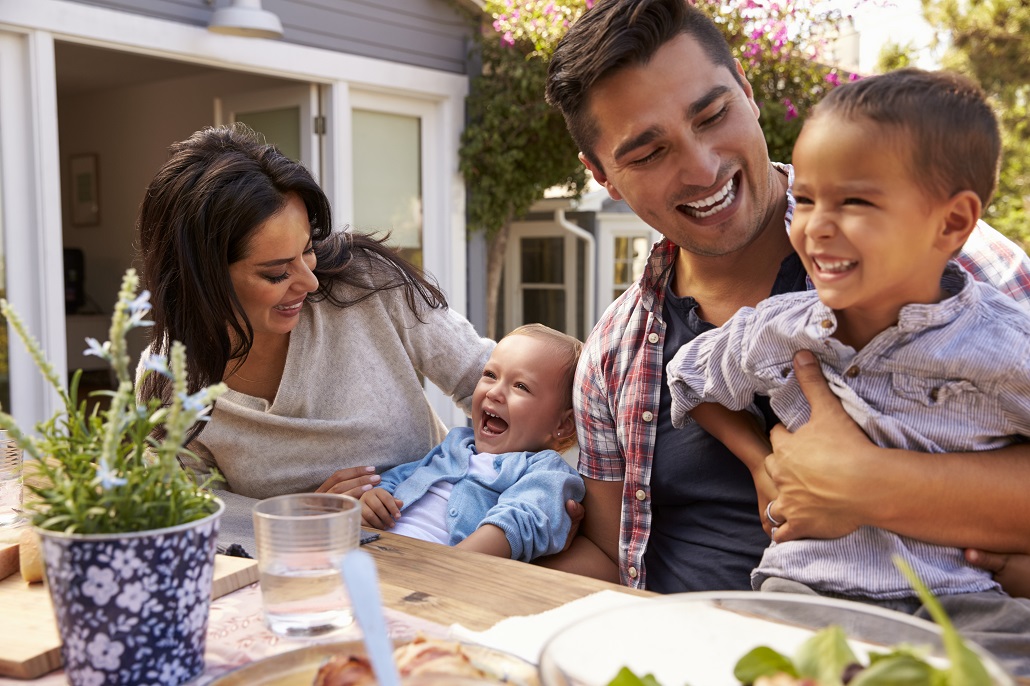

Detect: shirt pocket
[891, 373, 984, 408]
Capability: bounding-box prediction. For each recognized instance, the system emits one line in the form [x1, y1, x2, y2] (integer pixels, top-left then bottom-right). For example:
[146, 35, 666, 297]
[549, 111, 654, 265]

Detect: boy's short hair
[811, 68, 1001, 209]
[505, 324, 583, 452]
[545, 0, 741, 170]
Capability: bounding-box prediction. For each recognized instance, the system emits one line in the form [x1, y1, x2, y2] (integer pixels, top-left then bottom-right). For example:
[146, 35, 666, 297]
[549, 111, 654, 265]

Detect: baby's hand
[360, 487, 403, 529]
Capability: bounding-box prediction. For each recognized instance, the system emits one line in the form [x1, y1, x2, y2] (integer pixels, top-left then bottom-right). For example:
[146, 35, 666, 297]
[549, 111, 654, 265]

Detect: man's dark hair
[545, 0, 740, 169]
[811, 68, 1000, 208]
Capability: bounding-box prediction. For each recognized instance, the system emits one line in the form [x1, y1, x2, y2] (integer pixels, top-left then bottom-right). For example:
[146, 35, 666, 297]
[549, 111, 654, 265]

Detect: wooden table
[364, 531, 649, 631]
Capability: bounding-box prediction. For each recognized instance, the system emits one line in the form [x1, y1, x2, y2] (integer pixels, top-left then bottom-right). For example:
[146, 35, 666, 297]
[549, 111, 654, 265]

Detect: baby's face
[471, 335, 566, 455]
[790, 115, 954, 331]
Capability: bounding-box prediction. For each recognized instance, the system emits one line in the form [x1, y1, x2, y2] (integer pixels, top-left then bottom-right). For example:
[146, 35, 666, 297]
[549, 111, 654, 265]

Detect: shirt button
[635, 489, 646, 501]
[821, 319, 833, 329]
[845, 365, 860, 378]
[648, 332, 659, 344]
[448, 508, 458, 517]
[628, 567, 638, 579]
[642, 411, 654, 422]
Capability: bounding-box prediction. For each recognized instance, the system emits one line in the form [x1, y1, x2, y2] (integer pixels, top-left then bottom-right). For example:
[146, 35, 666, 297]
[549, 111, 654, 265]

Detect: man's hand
[562, 499, 586, 552]
[966, 549, 1030, 600]
[359, 487, 402, 529]
[766, 350, 873, 542]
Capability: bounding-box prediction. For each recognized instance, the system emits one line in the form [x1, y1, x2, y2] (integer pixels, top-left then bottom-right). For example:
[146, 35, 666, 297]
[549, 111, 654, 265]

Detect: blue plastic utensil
[340, 549, 402, 686]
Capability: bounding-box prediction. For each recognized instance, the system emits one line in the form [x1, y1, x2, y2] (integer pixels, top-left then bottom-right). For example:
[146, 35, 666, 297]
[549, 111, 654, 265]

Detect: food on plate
[313, 636, 533, 685]
[19, 526, 43, 583]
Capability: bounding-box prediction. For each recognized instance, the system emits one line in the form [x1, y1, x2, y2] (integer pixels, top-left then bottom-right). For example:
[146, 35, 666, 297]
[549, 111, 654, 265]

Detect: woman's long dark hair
[137, 123, 446, 440]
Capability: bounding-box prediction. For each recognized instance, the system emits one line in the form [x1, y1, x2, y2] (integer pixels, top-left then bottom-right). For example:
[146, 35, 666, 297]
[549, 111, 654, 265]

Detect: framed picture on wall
[70, 153, 100, 226]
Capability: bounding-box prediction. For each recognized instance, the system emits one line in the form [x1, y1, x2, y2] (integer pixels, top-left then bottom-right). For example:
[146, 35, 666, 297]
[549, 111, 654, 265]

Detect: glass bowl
[538, 591, 1014, 686]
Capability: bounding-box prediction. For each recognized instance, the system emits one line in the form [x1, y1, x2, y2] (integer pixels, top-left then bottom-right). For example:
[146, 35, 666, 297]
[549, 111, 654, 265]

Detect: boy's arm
[768, 351, 1030, 553]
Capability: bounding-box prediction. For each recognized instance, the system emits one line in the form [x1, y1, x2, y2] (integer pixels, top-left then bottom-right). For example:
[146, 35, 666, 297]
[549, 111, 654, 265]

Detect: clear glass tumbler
[0, 430, 23, 528]
[253, 493, 361, 638]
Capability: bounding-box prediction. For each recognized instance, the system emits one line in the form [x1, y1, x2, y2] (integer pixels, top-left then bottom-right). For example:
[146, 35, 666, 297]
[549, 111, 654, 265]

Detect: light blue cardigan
[379, 427, 585, 562]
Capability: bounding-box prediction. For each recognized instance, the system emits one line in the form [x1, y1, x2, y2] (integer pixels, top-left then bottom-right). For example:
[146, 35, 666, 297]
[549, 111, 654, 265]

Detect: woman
[136, 124, 493, 544]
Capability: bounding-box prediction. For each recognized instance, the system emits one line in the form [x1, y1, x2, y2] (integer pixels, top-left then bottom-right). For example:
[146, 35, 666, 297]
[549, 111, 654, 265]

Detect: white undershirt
[389, 452, 501, 544]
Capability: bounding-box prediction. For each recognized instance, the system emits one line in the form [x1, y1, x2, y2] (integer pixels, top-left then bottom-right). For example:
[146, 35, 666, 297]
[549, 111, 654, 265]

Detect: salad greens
[606, 557, 996, 686]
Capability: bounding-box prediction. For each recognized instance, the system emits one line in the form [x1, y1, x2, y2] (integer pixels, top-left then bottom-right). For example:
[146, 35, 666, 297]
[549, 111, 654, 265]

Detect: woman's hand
[315, 466, 382, 498]
[766, 350, 874, 543]
[966, 549, 1030, 600]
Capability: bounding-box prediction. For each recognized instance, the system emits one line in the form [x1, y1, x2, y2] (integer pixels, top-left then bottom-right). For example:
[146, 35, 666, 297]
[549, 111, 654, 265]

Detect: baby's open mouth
[481, 411, 508, 435]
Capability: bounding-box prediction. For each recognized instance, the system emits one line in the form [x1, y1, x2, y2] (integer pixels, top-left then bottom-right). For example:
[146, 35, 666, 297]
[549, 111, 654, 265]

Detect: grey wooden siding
[72, 0, 478, 74]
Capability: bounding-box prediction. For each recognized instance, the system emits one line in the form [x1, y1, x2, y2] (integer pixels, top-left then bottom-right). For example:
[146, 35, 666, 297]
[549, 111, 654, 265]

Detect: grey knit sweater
[141, 282, 493, 549]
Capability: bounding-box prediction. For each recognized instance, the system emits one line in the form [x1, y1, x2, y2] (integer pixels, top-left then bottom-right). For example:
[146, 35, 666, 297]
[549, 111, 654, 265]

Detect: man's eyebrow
[611, 85, 734, 162]
[613, 127, 662, 162]
[688, 85, 732, 118]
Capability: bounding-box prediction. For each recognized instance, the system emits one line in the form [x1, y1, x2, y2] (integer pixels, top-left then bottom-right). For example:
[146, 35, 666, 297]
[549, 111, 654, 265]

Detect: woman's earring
[556, 431, 562, 437]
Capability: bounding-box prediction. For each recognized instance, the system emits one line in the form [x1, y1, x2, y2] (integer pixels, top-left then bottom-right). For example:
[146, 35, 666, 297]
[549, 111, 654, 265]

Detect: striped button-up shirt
[667, 264, 1030, 597]
[574, 162, 1030, 590]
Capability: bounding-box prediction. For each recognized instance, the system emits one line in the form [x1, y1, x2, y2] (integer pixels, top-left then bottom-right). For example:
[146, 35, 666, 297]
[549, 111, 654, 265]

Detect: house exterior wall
[73, 0, 475, 74]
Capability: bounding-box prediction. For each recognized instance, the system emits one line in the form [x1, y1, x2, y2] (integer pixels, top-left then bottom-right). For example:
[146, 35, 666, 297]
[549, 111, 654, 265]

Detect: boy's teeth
[815, 258, 857, 273]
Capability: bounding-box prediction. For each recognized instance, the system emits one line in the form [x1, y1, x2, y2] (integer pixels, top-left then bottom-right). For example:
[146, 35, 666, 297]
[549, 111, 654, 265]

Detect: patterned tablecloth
[0, 583, 449, 686]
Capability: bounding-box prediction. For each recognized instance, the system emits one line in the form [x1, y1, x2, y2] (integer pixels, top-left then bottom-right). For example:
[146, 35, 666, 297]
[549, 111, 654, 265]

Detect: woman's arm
[767, 350, 1030, 553]
[533, 477, 621, 583]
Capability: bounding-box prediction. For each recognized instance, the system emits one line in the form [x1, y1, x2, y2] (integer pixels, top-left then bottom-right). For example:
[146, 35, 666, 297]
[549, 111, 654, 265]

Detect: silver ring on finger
[765, 500, 784, 527]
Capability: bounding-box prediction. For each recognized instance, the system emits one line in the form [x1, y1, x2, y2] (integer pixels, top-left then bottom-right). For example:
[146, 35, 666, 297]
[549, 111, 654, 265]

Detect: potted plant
[0, 268, 227, 686]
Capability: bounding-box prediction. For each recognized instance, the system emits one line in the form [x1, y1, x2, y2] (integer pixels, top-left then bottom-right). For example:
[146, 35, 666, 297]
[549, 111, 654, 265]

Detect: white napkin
[447, 589, 647, 664]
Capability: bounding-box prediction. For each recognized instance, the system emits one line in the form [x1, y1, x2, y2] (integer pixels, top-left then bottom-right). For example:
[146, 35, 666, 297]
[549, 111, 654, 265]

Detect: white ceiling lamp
[208, 0, 284, 39]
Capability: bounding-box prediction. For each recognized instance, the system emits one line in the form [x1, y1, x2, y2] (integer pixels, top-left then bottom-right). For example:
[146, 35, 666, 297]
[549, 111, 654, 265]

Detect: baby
[361, 324, 585, 562]
[667, 68, 1030, 676]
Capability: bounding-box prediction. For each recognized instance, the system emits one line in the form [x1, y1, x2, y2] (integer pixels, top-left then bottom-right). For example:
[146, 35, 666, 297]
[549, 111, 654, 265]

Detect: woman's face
[228, 193, 318, 338]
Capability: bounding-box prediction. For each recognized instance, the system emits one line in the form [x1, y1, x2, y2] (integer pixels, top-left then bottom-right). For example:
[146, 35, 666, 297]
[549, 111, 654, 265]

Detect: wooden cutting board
[0, 553, 259, 679]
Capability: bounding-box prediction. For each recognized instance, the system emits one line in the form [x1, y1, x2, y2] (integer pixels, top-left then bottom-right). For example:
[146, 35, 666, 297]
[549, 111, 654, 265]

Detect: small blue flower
[143, 355, 171, 378]
[83, 337, 111, 359]
[124, 290, 154, 328]
[96, 457, 128, 490]
[178, 390, 209, 414]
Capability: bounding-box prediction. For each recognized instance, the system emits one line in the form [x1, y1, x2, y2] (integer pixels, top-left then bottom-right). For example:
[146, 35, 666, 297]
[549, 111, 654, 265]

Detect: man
[539, 0, 1030, 593]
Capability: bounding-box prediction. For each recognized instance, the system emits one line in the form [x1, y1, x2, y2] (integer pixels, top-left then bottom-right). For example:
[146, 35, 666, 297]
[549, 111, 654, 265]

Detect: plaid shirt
[574, 163, 1030, 589]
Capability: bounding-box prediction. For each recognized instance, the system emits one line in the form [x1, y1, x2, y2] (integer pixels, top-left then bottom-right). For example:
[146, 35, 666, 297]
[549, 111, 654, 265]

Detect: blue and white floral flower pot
[37, 499, 224, 686]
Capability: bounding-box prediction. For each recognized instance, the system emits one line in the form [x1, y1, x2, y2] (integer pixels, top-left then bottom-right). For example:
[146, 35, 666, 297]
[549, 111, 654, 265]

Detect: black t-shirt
[642, 252, 808, 593]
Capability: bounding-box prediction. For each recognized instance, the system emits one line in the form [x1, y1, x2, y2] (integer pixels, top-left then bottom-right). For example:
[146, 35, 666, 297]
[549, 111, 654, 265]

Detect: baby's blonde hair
[504, 323, 583, 452]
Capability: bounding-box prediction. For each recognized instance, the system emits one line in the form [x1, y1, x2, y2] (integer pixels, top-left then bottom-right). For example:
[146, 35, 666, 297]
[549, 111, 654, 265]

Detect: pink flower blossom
[784, 98, 799, 121]
[825, 71, 841, 87]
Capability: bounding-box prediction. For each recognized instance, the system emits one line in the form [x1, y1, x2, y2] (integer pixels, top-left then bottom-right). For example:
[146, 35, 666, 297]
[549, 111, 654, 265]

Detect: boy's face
[472, 335, 568, 455]
[789, 115, 954, 335]
[579, 33, 775, 258]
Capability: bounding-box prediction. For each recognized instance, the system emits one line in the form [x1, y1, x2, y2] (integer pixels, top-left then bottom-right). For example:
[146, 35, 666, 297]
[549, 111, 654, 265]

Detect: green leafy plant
[0, 268, 227, 534]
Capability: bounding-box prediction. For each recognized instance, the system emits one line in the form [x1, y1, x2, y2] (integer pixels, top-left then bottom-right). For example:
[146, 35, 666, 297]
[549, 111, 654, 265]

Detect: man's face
[581, 33, 776, 257]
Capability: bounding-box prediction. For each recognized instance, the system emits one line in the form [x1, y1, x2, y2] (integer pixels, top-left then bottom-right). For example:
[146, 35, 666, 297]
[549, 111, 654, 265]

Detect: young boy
[360, 324, 585, 562]
[666, 68, 1030, 674]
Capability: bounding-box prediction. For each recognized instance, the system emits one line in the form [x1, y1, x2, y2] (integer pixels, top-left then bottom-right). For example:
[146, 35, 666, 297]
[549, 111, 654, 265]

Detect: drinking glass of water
[0, 430, 23, 528]
[253, 493, 360, 638]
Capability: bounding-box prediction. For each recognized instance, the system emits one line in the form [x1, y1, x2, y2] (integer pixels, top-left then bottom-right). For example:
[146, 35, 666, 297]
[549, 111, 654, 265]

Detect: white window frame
[0, 0, 469, 429]
[505, 220, 580, 335]
[596, 214, 661, 316]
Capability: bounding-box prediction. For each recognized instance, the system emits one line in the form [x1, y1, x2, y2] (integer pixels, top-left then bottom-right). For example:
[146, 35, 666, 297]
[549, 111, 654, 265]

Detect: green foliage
[0, 269, 227, 534]
[876, 41, 915, 73]
[922, 0, 1030, 248]
[460, 8, 589, 238]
